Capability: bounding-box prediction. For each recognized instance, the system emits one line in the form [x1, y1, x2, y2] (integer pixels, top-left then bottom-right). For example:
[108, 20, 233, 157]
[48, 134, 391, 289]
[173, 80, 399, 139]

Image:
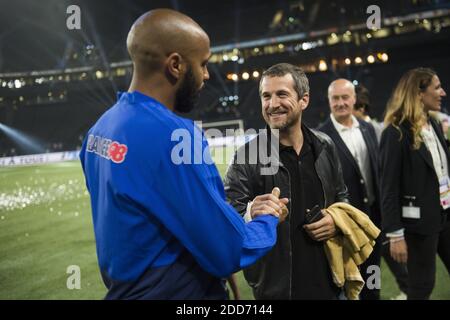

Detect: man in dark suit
[318, 79, 381, 300]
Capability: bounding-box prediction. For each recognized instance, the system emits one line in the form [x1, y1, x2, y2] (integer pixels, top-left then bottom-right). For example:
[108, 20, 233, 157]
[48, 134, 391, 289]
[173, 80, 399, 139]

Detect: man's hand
[390, 238, 408, 264]
[272, 187, 289, 223]
[250, 187, 289, 222]
[303, 211, 336, 241]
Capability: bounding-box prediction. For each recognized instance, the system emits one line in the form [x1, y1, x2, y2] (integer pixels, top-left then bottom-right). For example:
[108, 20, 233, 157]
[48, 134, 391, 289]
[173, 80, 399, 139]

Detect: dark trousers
[405, 220, 450, 300]
[382, 240, 409, 294]
[438, 219, 450, 272]
[359, 203, 382, 300]
[359, 239, 381, 300]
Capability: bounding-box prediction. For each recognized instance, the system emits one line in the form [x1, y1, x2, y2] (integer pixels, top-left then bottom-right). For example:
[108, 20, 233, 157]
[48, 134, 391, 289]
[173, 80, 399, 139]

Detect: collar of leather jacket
[260, 123, 328, 167]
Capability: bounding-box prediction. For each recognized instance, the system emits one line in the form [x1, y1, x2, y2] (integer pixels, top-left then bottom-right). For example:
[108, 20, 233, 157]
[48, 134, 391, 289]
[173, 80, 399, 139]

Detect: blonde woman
[380, 68, 450, 299]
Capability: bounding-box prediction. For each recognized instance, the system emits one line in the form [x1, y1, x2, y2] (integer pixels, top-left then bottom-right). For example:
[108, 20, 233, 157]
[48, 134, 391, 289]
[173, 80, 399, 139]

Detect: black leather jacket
[223, 125, 349, 299]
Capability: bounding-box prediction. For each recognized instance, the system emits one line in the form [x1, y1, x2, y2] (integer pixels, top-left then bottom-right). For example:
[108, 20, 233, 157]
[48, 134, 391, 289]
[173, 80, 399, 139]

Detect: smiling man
[224, 63, 349, 299]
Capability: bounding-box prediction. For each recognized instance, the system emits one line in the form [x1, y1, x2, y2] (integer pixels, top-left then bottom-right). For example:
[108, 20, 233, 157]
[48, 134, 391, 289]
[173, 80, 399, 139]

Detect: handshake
[249, 188, 336, 241]
[250, 187, 289, 223]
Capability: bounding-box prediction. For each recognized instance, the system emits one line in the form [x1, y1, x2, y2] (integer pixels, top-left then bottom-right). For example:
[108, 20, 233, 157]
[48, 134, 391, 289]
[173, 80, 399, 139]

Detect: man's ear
[166, 53, 183, 81]
[300, 93, 310, 111]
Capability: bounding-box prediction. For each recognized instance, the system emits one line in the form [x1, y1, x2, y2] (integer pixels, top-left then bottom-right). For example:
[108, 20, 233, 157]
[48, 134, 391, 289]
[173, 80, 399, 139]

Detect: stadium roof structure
[1, 0, 449, 73]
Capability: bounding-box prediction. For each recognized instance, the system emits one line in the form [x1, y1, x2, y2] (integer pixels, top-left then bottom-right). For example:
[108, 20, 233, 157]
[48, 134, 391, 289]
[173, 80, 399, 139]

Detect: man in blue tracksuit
[80, 9, 288, 299]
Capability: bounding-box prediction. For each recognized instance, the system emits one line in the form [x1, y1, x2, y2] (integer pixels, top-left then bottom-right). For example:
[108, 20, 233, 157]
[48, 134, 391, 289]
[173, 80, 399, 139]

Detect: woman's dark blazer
[380, 118, 449, 235]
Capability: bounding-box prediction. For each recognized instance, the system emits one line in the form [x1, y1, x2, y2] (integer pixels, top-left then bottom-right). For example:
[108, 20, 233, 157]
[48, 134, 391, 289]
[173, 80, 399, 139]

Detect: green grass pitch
[0, 147, 449, 299]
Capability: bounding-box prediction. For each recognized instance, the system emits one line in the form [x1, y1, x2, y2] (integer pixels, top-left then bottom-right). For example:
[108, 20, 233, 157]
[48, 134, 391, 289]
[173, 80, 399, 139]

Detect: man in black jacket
[224, 63, 349, 299]
[318, 79, 381, 300]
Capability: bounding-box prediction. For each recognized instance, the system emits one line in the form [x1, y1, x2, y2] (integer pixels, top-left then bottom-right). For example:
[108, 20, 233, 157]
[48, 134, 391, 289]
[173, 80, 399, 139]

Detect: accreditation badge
[439, 175, 450, 210]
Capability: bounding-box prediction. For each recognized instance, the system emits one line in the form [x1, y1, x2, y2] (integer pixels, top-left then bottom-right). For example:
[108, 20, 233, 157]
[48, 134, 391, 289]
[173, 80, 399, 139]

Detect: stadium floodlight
[318, 60, 328, 71]
[0, 123, 46, 154]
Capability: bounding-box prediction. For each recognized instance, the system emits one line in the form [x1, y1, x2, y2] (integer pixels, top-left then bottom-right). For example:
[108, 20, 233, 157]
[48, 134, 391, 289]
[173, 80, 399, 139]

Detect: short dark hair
[259, 63, 309, 98]
[355, 84, 370, 112]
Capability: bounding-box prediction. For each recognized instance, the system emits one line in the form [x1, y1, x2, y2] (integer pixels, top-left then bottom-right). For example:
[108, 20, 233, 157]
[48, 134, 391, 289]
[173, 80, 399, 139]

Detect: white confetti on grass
[0, 178, 88, 212]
